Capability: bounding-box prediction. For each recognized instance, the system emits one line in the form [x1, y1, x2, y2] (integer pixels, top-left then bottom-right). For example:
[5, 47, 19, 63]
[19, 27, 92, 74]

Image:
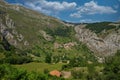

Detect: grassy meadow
[13, 62, 66, 73]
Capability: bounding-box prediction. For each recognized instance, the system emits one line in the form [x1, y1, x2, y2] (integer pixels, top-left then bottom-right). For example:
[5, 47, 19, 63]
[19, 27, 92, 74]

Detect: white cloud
[70, 13, 81, 18]
[70, 1, 117, 18]
[80, 19, 92, 23]
[24, 0, 77, 15]
[25, 2, 51, 14]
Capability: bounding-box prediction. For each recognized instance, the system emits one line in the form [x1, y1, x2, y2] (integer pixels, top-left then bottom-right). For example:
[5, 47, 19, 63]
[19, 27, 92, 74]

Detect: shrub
[3, 56, 32, 64]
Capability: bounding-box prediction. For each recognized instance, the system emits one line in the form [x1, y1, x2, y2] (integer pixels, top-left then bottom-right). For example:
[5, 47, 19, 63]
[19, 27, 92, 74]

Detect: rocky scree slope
[75, 23, 120, 57]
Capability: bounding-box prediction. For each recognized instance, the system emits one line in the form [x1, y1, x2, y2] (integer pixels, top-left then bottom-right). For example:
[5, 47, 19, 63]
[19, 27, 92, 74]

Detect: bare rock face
[0, 14, 29, 49]
[5, 15, 15, 28]
[63, 42, 77, 50]
[54, 42, 62, 49]
[10, 5, 20, 11]
[40, 30, 53, 41]
[0, 19, 17, 46]
[75, 25, 120, 57]
[54, 42, 77, 50]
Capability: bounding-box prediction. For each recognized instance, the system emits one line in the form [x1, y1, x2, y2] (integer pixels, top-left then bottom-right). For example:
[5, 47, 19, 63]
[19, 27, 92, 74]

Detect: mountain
[0, 0, 66, 49]
[0, 1, 120, 80]
[0, 0, 120, 60]
[75, 22, 120, 57]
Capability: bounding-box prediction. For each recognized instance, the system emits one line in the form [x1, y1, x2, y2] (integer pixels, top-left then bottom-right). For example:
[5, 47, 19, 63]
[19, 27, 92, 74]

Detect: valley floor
[13, 62, 66, 73]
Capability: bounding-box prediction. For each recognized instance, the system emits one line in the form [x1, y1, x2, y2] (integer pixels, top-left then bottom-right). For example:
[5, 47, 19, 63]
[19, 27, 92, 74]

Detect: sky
[5, 0, 120, 23]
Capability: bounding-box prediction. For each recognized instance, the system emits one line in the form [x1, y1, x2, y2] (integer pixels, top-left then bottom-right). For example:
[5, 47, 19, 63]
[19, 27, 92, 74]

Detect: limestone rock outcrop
[75, 24, 120, 57]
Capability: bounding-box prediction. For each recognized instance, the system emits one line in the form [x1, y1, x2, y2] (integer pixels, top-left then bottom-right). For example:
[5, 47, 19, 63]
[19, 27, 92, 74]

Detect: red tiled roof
[49, 70, 61, 77]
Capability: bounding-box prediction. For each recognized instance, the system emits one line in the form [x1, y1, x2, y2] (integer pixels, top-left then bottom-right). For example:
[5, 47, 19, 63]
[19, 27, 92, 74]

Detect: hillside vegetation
[0, 0, 120, 80]
[85, 22, 120, 38]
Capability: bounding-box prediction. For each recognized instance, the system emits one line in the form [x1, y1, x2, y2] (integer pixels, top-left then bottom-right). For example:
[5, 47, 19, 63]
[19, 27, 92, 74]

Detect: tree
[0, 64, 27, 80]
[71, 70, 83, 79]
[103, 50, 120, 80]
[45, 53, 52, 63]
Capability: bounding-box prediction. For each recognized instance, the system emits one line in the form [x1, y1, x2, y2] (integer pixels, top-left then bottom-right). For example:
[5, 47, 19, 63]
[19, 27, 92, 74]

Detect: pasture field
[13, 62, 66, 73]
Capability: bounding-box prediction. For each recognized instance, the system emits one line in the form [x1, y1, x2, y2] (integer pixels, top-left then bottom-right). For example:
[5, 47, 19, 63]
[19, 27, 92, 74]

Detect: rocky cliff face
[0, 0, 65, 49]
[0, 13, 27, 48]
[75, 24, 120, 58]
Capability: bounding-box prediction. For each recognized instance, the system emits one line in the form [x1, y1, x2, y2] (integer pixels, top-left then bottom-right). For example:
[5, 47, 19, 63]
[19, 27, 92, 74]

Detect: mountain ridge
[0, 0, 120, 59]
[0, 0, 67, 49]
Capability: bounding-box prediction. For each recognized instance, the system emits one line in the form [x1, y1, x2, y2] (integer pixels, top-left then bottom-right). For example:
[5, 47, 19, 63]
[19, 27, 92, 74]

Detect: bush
[103, 50, 120, 80]
[0, 64, 27, 80]
[86, 22, 116, 34]
[2, 56, 32, 64]
[27, 72, 48, 80]
[0, 64, 64, 80]
[71, 70, 83, 79]
[45, 26, 75, 37]
[45, 53, 52, 63]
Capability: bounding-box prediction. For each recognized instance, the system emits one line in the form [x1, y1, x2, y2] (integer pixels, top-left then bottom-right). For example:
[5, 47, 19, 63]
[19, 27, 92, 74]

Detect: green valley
[0, 0, 120, 80]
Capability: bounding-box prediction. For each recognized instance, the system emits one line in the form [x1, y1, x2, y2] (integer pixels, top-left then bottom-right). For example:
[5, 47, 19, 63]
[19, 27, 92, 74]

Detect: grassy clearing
[13, 62, 66, 73]
[0, 53, 5, 58]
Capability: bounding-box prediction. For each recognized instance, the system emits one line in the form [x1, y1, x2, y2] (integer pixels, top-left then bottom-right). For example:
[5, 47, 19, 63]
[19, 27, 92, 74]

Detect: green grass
[0, 53, 5, 58]
[13, 62, 66, 73]
[0, 3, 66, 49]
[95, 66, 104, 73]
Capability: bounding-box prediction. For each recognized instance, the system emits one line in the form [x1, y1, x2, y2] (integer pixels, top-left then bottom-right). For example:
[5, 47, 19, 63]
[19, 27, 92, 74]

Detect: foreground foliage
[0, 64, 65, 80]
